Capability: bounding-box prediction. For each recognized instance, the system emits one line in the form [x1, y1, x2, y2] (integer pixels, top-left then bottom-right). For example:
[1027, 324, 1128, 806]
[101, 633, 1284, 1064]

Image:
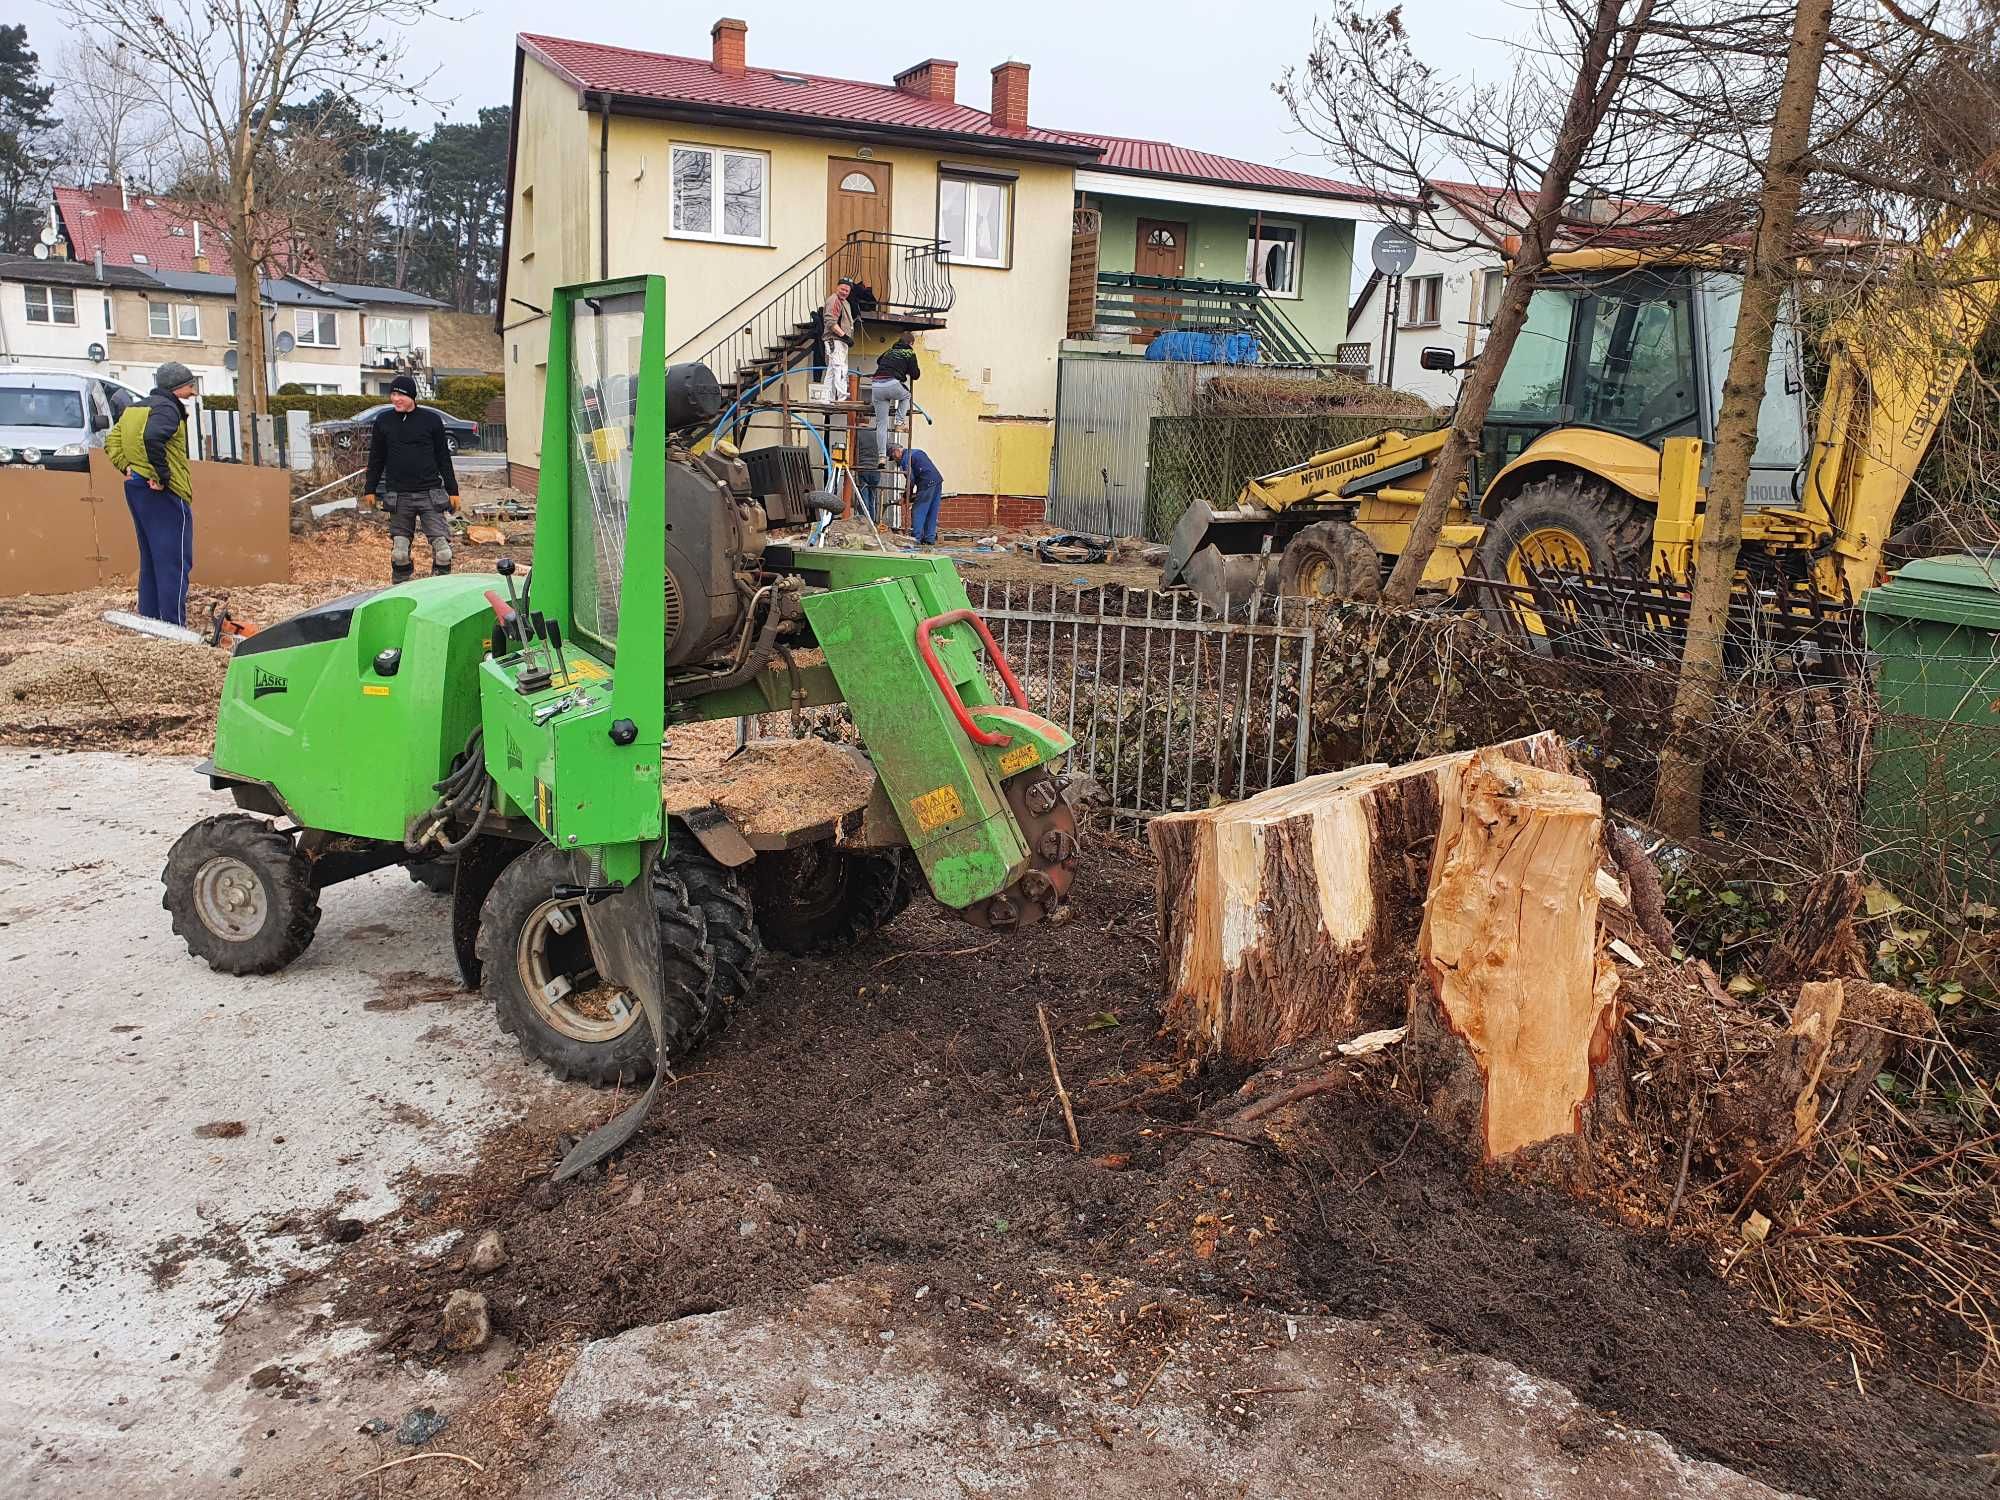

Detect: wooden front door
[1133, 218, 1188, 342]
[828, 158, 893, 305]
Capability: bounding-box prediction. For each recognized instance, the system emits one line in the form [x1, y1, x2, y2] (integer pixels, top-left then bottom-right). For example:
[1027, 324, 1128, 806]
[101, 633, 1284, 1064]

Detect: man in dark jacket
[363, 374, 460, 581]
[870, 333, 919, 458]
[105, 361, 198, 626]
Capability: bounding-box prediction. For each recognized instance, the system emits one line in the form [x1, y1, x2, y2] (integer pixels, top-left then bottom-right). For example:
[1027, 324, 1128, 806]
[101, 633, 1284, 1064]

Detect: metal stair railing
[694, 230, 956, 395]
[1091, 272, 1330, 366]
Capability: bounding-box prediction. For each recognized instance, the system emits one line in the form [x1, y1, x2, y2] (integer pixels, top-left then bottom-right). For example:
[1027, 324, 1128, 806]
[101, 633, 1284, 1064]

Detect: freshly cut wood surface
[1414, 747, 1612, 1160]
[1150, 731, 1572, 1063]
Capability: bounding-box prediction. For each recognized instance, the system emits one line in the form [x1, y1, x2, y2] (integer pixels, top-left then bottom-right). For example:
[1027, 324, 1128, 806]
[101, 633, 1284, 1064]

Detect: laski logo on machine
[252, 668, 288, 700]
[507, 737, 523, 772]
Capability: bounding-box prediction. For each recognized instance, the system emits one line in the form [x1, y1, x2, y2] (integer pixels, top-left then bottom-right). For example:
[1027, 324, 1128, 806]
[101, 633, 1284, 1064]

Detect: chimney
[119, 174, 130, 213]
[193, 220, 209, 273]
[894, 59, 957, 104]
[93, 246, 103, 281]
[711, 17, 747, 73]
[990, 61, 1029, 132]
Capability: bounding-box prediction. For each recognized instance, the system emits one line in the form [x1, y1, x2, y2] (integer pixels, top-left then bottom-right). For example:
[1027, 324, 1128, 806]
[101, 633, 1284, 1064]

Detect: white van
[0, 370, 133, 473]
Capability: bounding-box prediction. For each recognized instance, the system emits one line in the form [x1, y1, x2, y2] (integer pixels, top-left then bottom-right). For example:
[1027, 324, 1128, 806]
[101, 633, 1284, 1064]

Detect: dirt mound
[293, 844, 1994, 1500]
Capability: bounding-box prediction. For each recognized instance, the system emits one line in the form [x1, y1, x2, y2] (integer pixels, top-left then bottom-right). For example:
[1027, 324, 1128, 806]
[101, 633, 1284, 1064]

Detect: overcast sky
[18, 0, 1519, 288]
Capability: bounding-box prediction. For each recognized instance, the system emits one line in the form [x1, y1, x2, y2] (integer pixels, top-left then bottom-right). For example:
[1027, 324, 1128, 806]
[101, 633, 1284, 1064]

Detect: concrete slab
[0, 748, 555, 1496]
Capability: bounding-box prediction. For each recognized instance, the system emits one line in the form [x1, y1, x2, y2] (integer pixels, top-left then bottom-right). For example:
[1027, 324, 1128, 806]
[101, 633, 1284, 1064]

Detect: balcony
[1084, 273, 1325, 366]
[362, 344, 428, 371]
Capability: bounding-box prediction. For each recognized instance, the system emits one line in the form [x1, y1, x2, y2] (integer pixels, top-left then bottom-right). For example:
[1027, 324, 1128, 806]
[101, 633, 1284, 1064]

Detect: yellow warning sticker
[361, 684, 391, 697]
[910, 784, 963, 831]
[535, 778, 553, 832]
[998, 742, 1041, 777]
[564, 656, 611, 682]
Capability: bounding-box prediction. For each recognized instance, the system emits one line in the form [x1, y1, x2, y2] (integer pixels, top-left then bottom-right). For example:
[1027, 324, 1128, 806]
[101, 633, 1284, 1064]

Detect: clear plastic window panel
[567, 292, 646, 650]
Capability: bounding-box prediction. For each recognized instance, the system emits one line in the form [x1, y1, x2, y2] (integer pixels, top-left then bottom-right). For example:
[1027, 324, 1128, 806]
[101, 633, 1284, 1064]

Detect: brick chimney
[711, 17, 747, 74]
[990, 61, 1029, 132]
[893, 58, 957, 104]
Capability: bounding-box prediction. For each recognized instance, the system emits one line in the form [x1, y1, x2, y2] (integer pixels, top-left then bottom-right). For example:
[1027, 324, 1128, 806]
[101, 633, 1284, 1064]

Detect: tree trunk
[1150, 732, 1575, 1062]
[1381, 0, 1657, 605]
[1410, 749, 1619, 1162]
[1652, 0, 1834, 838]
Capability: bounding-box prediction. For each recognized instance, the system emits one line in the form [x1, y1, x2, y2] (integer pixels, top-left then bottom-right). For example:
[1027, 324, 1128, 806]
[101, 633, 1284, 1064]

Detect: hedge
[200, 383, 502, 424]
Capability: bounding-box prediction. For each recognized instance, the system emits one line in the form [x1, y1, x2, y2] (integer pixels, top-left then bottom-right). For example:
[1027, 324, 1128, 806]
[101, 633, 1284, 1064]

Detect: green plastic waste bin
[1861, 552, 2000, 908]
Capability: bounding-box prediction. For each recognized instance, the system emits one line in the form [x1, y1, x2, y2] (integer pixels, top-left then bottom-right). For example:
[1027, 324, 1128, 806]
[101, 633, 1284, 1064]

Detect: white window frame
[366, 314, 414, 350]
[938, 174, 1011, 269]
[24, 286, 79, 325]
[668, 142, 769, 246]
[227, 309, 237, 345]
[103, 294, 114, 333]
[1401, 274, 1443, 330]
[1245, 218, 1304, 300]
[148, 300, 200, 340]
[295, 309, 339, 347]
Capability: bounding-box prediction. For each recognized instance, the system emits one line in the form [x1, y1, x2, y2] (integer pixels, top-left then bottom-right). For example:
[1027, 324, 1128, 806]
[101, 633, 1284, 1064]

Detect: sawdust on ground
[661, 736, 878, 837]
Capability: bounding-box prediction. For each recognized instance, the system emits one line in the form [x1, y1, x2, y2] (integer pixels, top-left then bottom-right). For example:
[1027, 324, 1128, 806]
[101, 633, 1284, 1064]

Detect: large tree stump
[1150, 731, 1574, 1062]
[1410, 748, 1617, 1162]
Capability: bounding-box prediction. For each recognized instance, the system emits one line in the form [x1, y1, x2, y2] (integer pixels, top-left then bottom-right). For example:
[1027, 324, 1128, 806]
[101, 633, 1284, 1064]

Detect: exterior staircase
[676, 231, 956, 411]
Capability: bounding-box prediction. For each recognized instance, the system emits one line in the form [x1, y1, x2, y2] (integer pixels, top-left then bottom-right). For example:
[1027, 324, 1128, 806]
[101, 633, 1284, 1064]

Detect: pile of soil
[299, 843, 1996, 1500]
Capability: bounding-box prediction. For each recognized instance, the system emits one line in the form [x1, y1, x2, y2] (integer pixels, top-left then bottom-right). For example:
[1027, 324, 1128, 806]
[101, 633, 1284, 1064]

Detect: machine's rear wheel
[664, 834, 762, 1027]
[162, 814, 321, 975]
[752, 845, 913, 957]
[478, 843, 713, 1087]
[1277, 520, 1382, 602]
[1472, 471, 1652, 641]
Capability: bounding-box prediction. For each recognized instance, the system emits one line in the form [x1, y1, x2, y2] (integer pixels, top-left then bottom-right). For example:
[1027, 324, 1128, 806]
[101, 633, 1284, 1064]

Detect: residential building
[1070, 136, 1374, 359]
[313, 281, 448, 395]
[429, 310, 504, 382]
[53, 183, 449, 397]
[501, 24, 1102, 513]
[0, 254, 158, 390]
[1347, 186, 1510, 406]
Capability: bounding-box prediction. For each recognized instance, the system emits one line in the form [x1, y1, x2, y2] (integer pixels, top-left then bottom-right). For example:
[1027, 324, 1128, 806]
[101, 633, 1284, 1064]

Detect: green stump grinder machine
[160, 277, 1081, 1177]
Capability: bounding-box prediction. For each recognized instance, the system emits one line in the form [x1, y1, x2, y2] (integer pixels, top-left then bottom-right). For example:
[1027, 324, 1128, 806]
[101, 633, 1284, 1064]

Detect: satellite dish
[1371, 223, 1420, 278]
[87, 342, 106, 362]
[31, 243, 47, 260]
[38, 222, 56, 247]
[223, 349, 239, 372]
[275, 331, 296, 355]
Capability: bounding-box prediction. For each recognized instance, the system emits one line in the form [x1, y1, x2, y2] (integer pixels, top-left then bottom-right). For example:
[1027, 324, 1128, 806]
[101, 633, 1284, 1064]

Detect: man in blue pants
[889, 443, 944, 546]
[105, 361, 198, 627]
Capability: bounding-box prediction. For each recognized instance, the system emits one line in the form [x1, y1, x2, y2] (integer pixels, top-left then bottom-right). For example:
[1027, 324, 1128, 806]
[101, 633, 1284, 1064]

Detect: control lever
[495, 558, 526, 647]
[546, 619, 567, 686]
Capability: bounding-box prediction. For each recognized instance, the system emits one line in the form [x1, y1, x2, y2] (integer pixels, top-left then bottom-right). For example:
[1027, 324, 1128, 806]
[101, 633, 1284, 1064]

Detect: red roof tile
[1073, 134, 1380, 203]
[54, 184, 315, 274]
[520, 34, 1100, 152]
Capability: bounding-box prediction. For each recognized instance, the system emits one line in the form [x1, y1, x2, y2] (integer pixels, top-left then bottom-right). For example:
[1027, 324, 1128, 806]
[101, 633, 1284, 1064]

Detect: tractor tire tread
[665, 834, 763, 1027]
[161, 813, 321, 975]
[1277, 519, 1383, 602]
[478, 844, 713, 1088]
[757, 847, 915, 958]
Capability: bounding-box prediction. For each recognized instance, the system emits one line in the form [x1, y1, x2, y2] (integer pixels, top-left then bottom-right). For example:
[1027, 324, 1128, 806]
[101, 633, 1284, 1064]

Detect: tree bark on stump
[1409, 749, 1619, 1163]
[1150, 731, 1574, 1064]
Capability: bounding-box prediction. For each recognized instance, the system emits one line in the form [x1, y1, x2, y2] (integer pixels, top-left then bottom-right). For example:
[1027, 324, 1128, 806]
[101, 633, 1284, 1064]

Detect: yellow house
[499, 21, 1101, 522]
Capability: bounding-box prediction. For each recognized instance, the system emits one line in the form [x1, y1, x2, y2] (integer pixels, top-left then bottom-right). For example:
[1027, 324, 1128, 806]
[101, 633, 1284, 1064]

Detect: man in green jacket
[106, 361, 198, 627]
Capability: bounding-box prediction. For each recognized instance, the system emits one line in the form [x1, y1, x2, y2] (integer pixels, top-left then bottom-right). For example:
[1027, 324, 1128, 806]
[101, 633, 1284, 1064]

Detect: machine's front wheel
[162, 814, 322, 975]
[753, 845, 913, 957]
[479, 843, 713, 1087]
[1277, 520, 1382, 602]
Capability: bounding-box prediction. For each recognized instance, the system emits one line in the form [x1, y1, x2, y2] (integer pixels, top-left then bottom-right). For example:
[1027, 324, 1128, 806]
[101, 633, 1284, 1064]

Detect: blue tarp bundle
[1144, 331, 1262, 364]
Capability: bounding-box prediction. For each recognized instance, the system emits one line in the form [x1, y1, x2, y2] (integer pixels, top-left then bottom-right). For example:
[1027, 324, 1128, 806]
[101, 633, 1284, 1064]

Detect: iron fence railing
[1091, 273, 1324, 365]
[691, 231, 955, 397]
[972, 581, 1316, 821]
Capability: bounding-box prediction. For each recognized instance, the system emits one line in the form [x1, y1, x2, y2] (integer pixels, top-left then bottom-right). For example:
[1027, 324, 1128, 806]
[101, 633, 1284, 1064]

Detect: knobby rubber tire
[161, 814, 321, 975]
[1276, 519, 1383, 602]
[478, 842, 714, 1087]
[754, 846, 915, 958]
[1472, 469, 1652, 642]
[664, 833, 763, 1027]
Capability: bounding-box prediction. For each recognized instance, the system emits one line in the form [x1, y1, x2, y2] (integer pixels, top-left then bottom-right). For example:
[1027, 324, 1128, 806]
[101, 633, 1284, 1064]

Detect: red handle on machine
[915, 608, 1029, 748]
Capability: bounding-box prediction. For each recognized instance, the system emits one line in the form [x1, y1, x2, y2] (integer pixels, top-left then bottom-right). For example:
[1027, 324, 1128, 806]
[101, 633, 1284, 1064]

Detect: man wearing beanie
[362, 374, 460, 581]
[104, 361, 199, 626]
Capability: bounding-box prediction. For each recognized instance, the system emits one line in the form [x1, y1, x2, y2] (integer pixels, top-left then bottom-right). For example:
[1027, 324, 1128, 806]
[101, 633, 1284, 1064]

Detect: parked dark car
[310, 403, 479, 454]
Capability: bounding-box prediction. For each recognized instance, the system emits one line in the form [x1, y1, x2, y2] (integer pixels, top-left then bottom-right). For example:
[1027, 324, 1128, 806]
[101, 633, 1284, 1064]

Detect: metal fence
[971, 580, 1315, 820]
[1145, 410, 1436, 541]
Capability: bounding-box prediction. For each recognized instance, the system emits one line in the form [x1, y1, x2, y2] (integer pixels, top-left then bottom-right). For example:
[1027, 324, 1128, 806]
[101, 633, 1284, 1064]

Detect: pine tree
[0, 25, 59, 253]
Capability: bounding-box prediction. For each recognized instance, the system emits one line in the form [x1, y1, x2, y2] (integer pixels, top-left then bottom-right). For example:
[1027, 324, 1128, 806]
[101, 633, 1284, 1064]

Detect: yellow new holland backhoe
[1161, 215, 2000, 628]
